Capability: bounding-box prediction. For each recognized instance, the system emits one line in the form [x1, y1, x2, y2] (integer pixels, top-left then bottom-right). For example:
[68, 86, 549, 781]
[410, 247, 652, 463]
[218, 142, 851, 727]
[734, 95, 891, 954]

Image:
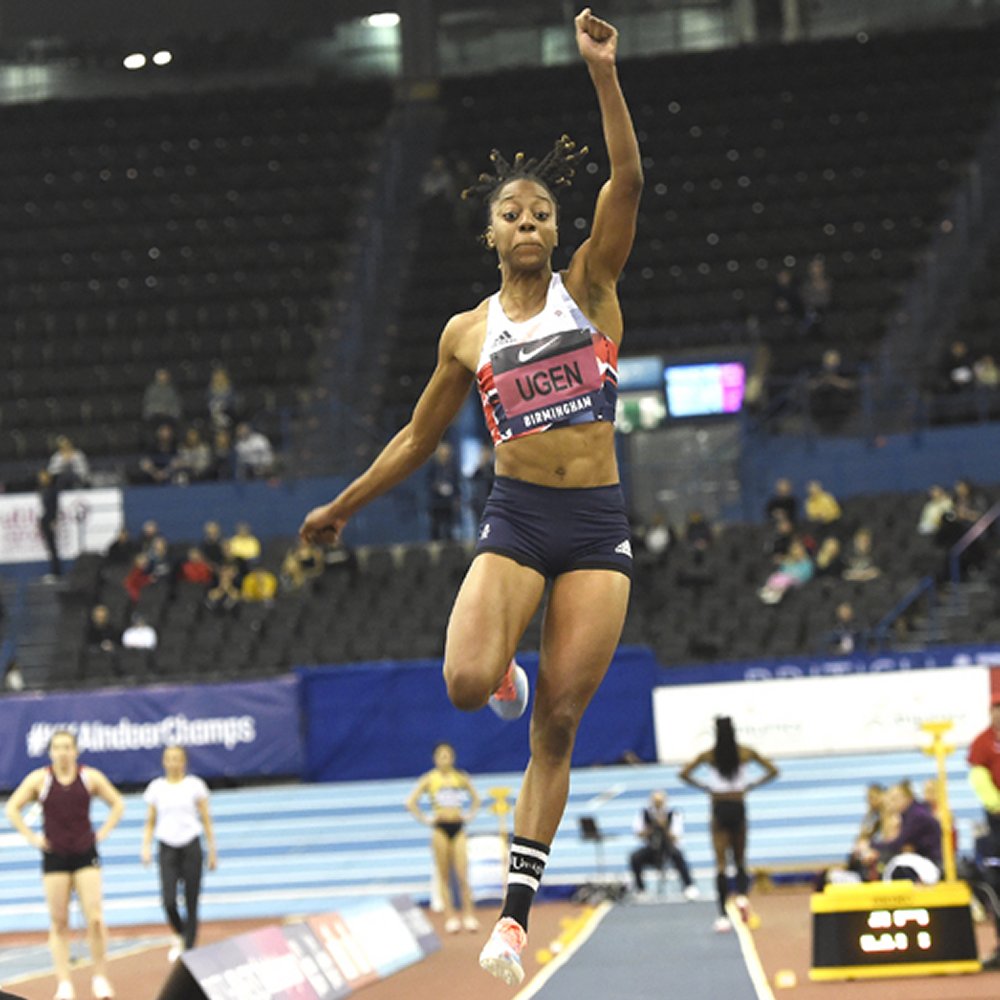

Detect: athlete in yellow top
[407, 743, 482, 934]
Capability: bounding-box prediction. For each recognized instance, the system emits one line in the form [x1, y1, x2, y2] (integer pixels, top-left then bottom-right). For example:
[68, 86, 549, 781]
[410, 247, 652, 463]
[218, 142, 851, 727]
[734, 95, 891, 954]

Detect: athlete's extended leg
[42, 873, 74, 989]
[712, 826, 732, 923]
[443, 554, 545, 710]
[730, 819, 751, 922]
[480, 569, 629, 985]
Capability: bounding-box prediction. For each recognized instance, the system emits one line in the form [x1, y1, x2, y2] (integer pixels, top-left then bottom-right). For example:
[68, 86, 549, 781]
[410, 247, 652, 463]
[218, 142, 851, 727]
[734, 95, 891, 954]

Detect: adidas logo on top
[614, 539, 632, 558]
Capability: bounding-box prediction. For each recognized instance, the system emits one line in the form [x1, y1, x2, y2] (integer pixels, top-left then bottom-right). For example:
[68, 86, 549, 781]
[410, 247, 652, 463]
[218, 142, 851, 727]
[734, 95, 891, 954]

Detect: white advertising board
[0, 489, 123, 564]
[653, 665, 990, 762]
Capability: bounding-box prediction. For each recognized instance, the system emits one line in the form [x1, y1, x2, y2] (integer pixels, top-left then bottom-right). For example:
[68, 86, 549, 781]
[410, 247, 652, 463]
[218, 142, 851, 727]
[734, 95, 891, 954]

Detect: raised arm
[570, 8, 643, 287]
[300, 317, 474, 545]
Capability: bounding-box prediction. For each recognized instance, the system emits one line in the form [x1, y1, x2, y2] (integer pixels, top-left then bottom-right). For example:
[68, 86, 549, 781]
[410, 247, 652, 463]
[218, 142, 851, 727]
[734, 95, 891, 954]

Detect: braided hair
[461, 133, 589, 210]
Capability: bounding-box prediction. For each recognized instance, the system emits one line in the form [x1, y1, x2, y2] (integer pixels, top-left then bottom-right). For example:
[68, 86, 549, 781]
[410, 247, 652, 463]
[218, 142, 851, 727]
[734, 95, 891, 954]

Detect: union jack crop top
[475, 273, 619, 445]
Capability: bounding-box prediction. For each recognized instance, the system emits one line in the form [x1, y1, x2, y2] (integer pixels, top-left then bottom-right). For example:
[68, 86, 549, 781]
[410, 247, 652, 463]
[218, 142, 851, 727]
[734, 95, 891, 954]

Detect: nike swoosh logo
[517, 337, 560, 363]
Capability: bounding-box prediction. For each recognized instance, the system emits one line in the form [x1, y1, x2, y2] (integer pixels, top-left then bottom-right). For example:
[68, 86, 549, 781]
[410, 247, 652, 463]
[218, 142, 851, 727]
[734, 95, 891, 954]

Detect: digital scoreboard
[810, 880, 979, 980]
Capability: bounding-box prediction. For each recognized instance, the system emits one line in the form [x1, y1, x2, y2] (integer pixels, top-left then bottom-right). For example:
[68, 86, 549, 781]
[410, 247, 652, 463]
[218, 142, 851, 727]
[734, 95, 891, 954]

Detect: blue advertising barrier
[0, 676, 304, 791]
[298, 645, 660, 783]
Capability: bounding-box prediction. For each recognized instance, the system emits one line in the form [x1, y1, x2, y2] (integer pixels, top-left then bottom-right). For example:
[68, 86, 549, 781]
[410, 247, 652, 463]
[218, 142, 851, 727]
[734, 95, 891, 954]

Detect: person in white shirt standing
[141, 746, 217, 961]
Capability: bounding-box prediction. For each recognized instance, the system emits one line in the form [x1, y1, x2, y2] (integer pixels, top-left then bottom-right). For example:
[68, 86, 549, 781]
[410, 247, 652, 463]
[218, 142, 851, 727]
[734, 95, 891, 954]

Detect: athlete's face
[48, 734, 78, 770]
[488, 180, 557, 269]
[433, 745, 455, 770]
[163, 746, 187, 779]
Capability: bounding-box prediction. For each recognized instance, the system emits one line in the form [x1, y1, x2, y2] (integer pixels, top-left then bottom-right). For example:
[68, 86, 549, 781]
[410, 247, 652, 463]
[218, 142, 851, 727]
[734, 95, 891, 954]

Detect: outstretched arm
[571, 8, 643, 286]
[300, 319, 474, 545]
[678, 752, 710, 792]
[746, 748, 780, 790]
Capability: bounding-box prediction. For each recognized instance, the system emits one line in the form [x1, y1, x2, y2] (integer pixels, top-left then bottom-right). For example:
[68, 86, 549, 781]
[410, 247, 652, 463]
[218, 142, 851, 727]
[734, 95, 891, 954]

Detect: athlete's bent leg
[443, 554, 545, 711]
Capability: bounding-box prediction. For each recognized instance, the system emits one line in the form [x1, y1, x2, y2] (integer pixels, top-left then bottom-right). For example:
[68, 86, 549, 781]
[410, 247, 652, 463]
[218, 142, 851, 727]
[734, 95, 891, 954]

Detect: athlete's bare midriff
[452, 274, 621, 490]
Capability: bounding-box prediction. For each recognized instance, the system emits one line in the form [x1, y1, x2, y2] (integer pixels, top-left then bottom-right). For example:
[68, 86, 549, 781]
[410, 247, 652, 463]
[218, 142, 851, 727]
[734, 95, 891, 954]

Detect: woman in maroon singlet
[300, 8, 641, 986]
[5, 730, 124, 1000]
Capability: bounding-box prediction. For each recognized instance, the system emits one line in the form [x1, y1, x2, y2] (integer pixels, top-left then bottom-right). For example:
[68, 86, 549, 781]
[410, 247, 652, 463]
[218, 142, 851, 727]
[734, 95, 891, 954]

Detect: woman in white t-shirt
[141, 746, 217, 961]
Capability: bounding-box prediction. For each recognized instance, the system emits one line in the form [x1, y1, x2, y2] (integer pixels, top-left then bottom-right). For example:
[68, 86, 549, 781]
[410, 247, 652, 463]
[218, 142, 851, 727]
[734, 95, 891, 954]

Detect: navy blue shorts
[474, 476, 633, 580]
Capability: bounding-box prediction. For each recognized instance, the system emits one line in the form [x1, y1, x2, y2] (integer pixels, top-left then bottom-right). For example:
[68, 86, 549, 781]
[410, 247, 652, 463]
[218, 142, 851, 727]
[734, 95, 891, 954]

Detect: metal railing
[869, 575, 938, 651]
[949, 500, 1000, 587]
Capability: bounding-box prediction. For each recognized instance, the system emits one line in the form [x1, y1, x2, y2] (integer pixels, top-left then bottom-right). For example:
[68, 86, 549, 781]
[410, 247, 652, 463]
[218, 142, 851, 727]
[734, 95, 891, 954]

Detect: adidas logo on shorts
[614, 539, 632, 558]
[480, 523, 492, 540]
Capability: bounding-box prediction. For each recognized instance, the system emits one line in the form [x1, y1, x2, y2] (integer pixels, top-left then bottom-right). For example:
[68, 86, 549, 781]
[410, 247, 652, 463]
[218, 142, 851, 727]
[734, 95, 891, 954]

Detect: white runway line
[726, 901, 776, 1000]
[513, 902, 613, 1000]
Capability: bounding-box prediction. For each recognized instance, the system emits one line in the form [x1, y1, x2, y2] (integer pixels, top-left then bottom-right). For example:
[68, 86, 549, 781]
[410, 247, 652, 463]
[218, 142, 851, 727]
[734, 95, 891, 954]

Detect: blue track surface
[0, 751, 981, 934]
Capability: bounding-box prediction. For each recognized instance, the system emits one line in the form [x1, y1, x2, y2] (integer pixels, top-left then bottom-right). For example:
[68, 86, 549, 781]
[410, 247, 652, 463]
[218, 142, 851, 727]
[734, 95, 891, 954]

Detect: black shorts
[435, 821, 464, 841]
[474, 476, 633, 580]
[712, 799, 747, 835]
[42, 846, 100, 875]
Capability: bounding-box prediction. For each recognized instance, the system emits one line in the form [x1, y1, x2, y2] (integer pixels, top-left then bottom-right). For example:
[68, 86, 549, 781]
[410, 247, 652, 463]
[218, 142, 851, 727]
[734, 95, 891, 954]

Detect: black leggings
[158, 839, 203, 949]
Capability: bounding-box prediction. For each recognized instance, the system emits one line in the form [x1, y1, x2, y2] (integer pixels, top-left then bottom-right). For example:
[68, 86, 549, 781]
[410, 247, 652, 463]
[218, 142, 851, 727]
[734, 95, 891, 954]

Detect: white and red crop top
[475, 273, 619, 445]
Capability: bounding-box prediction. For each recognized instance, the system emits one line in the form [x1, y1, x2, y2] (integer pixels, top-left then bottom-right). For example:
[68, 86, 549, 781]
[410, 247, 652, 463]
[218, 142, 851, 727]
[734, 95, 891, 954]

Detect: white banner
[653, 665, 991, 762]
[0, 488, 123, 564]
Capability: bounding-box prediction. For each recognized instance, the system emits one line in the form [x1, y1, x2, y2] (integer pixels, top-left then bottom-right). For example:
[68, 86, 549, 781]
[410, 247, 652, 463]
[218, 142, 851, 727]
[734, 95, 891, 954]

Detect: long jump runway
[519, 900, 770, 1000]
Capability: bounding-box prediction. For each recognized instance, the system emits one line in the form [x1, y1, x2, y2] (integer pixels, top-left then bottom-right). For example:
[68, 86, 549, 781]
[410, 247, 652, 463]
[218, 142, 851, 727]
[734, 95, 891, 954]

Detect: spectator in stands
[105, 528, 138, 566]
[280, 540, 324, 591]
[124, 554, 154, 603]
[204, 564, 241, 614]
[178, 548, 215, 587]
[36, 469, 62, 581]
[628, 790, 699, 900]
[859, 780, 942, 883]
[468, 443, 495, 522]
[241, 567, 278, 603]
[142, 368, 183, 427]
[233, 422, 275, 480]
[139, 520, 161, 555]
[684, 510, 714, 551]
[765, 478, 798, 525]
[917, 484, 953, 536]
[841, 527, 881, 582]
[121, 614, 158, 651]
[3, 658, 25, 693]
[938, 340, 975, 393]
[428, 441, 461, 541]
[227, 522, 261, 573]
[808, 349, 857, 433]
[172, 427, 212, 484]
[800, 255, 833, 332]
[827, 601, 862, 653]
[825, 783, 885, 885]
[86, 605, 119, 655]
[758, 539, 814, 604]
[770, 268, 803, 324]
[208, 428, 235, 480]
[813, 535, 844, 578]
[138, 424, 178, 485]
[766, 509, 797, 561]
[974, 353, 999, 389]
[804, 480, 841, 527]
[47, 435, 89, 489]
[953, 478, 987, 526]
[421, 155, 458, 207]
[206, 366, 238, 428]
[200, 522, 225, 568]
[145, 536, 174, 583]
[639, 512, 674, 563]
